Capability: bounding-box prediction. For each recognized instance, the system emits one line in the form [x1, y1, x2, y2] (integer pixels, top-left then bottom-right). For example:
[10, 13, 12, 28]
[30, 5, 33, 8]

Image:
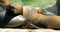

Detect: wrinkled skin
[5, 3, 60, 29]
[2, 3, 58, 29]
[0, 2, 58, 29]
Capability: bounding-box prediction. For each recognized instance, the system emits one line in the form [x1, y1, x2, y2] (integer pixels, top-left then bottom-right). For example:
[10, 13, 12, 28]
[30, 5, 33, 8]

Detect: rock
[0, 29, 59, 32]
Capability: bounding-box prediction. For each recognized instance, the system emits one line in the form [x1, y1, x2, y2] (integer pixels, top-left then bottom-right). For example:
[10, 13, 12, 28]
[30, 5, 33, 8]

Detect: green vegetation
[10, 0, 56, 9]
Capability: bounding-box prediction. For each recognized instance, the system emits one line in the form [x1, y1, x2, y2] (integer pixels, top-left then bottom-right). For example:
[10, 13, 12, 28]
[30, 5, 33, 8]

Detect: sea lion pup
[2, 3, 37, 29]
[6, 5, 42, 29]
[0, 0, 10, 9]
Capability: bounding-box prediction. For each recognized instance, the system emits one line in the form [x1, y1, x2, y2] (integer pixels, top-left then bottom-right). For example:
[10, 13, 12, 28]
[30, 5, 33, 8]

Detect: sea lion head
[9, 3, 23, 15]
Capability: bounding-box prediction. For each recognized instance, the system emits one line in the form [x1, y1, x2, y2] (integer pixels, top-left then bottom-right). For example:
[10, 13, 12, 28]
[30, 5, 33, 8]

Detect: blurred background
[10, 0, 57, 14]
[10, 0, 56, 8]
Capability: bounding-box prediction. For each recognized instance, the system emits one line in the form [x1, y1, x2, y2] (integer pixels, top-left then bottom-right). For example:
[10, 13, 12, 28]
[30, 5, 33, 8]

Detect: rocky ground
[0, 28, 60, 32]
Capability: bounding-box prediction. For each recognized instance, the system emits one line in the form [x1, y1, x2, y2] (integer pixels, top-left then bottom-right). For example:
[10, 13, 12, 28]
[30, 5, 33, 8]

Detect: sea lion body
[22, 6, 60, 29]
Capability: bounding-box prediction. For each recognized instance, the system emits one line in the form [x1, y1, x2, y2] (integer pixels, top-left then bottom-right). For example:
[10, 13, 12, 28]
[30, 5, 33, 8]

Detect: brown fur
[0, 0, 10, 9]
[10, 3, 23, 15]
[3, 0, 10, 6]
[37, 16, 60, 29]
[10, 4, 59, 29]
[29, 10, 60, 29]
[23, 6, 47, 19]
[22, 6, 60, 29]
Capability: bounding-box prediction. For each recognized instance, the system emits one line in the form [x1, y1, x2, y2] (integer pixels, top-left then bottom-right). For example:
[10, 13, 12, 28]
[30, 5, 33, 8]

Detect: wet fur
[23, 6, 60, 29]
